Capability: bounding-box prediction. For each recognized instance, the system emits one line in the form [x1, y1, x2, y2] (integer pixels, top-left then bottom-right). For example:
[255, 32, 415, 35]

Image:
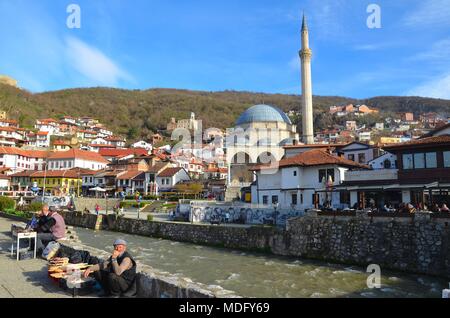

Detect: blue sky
[0, 0, 449, 99]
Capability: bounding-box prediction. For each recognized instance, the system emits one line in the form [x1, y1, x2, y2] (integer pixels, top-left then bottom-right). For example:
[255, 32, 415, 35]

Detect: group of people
[29, 204, 136, 297]
[384, 202, 450, 214]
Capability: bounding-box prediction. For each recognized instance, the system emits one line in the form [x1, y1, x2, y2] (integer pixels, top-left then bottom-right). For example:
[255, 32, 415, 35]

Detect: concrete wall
[61, 211, 450, 279]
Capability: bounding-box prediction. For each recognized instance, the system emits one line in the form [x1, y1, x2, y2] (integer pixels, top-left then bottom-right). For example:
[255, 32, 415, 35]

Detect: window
[402, 154, 413, 169]
[293, 170, 297, 177]
[425, 152, 437, 168]
[358, 153, 366, 164]
[319, 169, 335, 183]
[383, 159, 392, 169]
[291, 193, 298, 205]
[272, 195, 279, 204]
[340, 191, 351, 205]
[444, 151, 450, 168]
[262, 196, 268, 205]
[414, 153, 425, 169]
[348, 154, 355, 161]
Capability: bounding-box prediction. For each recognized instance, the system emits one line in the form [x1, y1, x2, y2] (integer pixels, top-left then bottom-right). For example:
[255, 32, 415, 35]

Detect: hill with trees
[1, 84, 449, 142]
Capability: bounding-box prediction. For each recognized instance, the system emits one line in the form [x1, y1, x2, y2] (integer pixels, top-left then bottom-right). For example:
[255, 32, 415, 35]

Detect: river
[74, 227, 447, 298]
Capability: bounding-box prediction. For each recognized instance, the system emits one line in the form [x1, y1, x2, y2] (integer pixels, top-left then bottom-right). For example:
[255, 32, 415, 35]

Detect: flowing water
[75, 227, 447, 298]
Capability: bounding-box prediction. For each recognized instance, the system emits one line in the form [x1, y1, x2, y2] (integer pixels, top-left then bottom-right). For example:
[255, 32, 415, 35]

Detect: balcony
[344, 169, 398, 182]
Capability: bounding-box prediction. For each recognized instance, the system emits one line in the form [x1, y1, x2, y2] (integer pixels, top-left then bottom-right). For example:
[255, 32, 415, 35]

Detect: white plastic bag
[42, 241, 60, 260]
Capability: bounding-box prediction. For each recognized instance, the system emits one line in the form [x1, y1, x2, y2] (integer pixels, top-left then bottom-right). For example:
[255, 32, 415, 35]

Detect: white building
[35, 131, 50, 148]
[35, 118, 60, 135]
[338, 142, 380, 165]
[131, 140, 153, 151]
[156, 167, 190, 192]
[0, 147, 48, 172]
[358, 131, 372, 142]
[47, 149, 109, 171]
[368, 152, 397, 170]
[250, 149, 367, 210]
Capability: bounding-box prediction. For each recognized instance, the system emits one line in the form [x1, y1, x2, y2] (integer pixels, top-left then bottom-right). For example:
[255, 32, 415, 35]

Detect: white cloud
[407, 73, 450, 99]
[409, 38, 450, 63]
[65, 37, 133, 86]
[403, 0, 450, 27]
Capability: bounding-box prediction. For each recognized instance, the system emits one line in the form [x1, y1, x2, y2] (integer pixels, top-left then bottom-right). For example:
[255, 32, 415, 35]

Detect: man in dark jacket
[35, 205, 66, 252]
[83, 239, 136, 297]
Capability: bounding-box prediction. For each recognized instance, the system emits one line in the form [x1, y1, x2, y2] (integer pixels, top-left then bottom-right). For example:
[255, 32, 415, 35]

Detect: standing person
[95, 203, 100, 215]
[83, 239, 136, 297]
[35, 205, 66, 253]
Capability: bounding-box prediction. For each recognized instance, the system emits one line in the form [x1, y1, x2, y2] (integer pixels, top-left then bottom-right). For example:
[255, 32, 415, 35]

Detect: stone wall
[73, 198, 121, 213]
[61, 211, 450, 278]
[276, 212, 450, 278]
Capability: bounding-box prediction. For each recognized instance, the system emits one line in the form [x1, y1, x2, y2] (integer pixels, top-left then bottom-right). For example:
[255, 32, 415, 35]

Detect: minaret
[300, 14, 314, 144]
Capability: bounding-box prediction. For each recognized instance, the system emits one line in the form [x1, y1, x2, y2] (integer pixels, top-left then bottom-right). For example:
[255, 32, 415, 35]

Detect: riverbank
[61, 211, 450, 279]
[0, 218, 74, 298]
[0, 215, 239, 298]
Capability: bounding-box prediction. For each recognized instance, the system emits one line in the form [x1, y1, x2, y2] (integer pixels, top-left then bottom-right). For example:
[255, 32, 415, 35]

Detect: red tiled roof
[36, 131, 49, 136]
[10, 170, 38, 178]
[383, 135, 450, 150]
[37, 118, 58, 124]
[53, 140, 70, 146]
[105, 136, 125, 142]
[251, 149, 368, 171]
[116, 170, 145, 180]
[158, 167, 184, 177]
[89, 144, 116, 148]
[99, 148, 149, 158]
[31, 169, 81, 178]
[283, 143, 345, 149]
[48, 149, 109, 163]
[148, 162, 170, 173]
[0, 127, 18, 132]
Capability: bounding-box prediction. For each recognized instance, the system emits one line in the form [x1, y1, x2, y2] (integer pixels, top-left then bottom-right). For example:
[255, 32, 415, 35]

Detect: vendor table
[10, 230, 37, 261]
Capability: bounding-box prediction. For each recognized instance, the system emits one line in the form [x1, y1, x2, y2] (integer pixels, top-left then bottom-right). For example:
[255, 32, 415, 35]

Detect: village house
[35, 118, 60, 136]
[52, 140, 72, 152]
[31, 169, 83, 196]
[156, 167, 191, 192]
[105, 136, 126, 148]
[338, 142, 381, 165]
[250, 149, 368, 210]
[47, 149, 109, 171]
[131, 140, 153, 151]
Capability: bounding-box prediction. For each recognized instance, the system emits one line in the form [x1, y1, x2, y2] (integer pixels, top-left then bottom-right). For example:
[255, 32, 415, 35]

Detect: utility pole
[42, 160, 47, 203]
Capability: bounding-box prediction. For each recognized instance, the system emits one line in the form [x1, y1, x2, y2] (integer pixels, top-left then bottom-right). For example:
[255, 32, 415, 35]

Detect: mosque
[225, 15, 314, 201]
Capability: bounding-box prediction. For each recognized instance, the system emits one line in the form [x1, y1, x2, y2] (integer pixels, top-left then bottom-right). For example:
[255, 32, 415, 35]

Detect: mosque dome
[235, 104, 292, 126]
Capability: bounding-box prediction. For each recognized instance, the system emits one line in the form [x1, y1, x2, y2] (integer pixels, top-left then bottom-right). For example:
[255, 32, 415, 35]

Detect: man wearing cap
[84, 239, 137, 297]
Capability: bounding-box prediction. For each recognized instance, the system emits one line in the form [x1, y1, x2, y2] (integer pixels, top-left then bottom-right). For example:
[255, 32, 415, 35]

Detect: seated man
[35, 205, 66, 253]
[83, 239, 136, 298]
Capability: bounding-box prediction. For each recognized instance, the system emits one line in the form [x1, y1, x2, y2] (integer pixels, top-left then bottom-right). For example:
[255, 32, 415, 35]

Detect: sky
[0, 0, 449, 99]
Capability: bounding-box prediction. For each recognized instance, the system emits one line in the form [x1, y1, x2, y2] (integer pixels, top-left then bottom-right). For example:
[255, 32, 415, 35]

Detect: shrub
[24, 202, 43, 212]
[147, 214, 154, 222]
[0, 196, 15, 211]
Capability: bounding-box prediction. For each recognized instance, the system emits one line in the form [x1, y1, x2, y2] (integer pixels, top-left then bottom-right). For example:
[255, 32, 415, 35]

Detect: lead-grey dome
[235, 104, 292, 126]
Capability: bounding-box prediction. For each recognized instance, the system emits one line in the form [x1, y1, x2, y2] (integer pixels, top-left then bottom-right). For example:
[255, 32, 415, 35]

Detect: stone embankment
[62, 211, 450, 278]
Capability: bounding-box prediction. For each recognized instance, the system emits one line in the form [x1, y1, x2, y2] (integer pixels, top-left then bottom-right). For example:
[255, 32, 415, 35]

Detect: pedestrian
[95, 203, 100, 215]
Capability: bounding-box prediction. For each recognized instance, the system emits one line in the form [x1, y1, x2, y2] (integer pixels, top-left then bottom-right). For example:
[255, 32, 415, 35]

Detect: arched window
[383, 159, 391, 169]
